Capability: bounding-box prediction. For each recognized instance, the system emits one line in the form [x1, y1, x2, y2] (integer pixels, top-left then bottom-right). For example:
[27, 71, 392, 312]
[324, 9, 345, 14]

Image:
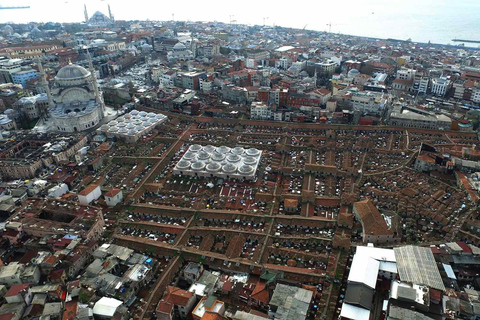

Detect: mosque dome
[173, 42, 186, 50]
[56, 64, 91, 80]
[348, 69, 360, 76]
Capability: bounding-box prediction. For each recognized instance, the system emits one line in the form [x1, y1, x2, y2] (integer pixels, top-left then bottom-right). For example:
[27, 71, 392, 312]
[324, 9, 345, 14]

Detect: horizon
[1, 0, 479, 45]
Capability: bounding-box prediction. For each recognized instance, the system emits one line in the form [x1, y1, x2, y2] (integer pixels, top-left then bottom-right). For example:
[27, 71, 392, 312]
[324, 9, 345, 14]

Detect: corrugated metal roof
[394, 246, 446, 291]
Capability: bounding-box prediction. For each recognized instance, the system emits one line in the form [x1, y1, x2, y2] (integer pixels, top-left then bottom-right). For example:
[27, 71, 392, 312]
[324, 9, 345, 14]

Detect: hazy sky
[2, 0, 480, 44]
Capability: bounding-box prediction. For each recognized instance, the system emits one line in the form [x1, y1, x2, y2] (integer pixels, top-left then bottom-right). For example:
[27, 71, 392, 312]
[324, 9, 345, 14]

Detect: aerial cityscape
[0, 2, 480, 320]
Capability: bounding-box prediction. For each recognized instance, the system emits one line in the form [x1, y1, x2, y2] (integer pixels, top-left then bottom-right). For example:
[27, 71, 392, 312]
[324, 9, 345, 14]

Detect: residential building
[431, 76, 452, 97]
[316, 59, 336, 77]
[11, 69, 38, 88]
[5, 284, 32, 305]
[78, 184, 101, 205]
[192, 296, 225, 320]
[396, 68, 416, 81]
[156, 286, 196, 320]
[250, 102, 271, 120]
[104, 188, 123, 207]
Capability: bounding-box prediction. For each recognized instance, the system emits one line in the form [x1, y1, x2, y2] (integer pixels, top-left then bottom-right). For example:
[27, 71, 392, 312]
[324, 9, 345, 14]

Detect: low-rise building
[78, 184, 101, 205]
[388, 105, 452, 130]
[156, 286, 196, 320]
[192, 296, 225, 320]
[104, 188, 123, 207]
[431, 76, 452, 97]
[269, 284, 313, 320]
[353, 200, 400, 244]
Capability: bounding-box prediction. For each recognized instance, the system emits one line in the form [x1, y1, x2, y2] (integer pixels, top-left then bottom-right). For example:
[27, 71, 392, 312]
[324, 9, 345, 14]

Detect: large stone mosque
[38, 53, 105, 133]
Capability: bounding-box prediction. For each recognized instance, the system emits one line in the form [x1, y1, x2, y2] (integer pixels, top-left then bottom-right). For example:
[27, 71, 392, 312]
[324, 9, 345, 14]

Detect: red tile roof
[354, 199, 393, 236]
[5, 283, 29, 297]
[157, 286, 193, 313]
[251, 281, 269, 304]
[104, 188, 121, 198]
[78, 184, 99, 196]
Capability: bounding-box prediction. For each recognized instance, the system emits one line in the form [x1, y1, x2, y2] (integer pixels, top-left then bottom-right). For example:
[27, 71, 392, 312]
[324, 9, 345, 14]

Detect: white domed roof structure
[211, 152, 226, 161]
[216, 146, 231, 154]
[176, 160, 191, 170]
[246, 148, 260, 156]
[197, 151, 210, 160]
[189, 144, 203, 152]
[173, 144, 262, 180]
[244, 156, 258, 165]
[206, 162, 221, 172]
[239, 165, 254, 175]
[55, 64, 91, 81]
[192, 161, 206, 171]
[231, 147, 245, 155]
[183, 152, 196, 160]
[227, 154, 241, 162]
[203, 145, 215, 153]
[223, 163, 237, 173]
[173, 42, 187, 50]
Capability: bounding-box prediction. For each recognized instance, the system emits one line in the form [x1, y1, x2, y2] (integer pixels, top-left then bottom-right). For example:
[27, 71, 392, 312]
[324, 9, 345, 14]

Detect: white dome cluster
[99, 110, 167, 143]
[173, 145, 262, 180]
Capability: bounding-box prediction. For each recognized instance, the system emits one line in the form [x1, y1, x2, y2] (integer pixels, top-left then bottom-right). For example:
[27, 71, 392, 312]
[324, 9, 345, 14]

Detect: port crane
[0, 6, 30, 10]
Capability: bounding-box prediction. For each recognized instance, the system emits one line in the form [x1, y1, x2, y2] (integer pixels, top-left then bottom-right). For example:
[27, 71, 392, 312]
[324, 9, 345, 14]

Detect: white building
[104, 188, 123, 207]
[250, 102, 271, 120]
[48, 183, 69, 198]
[246, 58, 256, 69]
[199, 78, 212, 93]
[431, 76, 452, 97]
[396, 68, 416, 81]
[340, 245, 397, 320]
[93, 297, 124, 319]
[160, 70, 176, 87]
[472, 86, 480, 104]
[151, 67, 165, 83]
[317, 59, 337, 76]
[78, 184, 101, 205]
[0, 114, 15, 131]
[350, 91, 388, 115]
[414, 76, 429, 94]
[275, 57, 292, 70]
[173, 145, 262, 181]
[14, 94, 49, 120]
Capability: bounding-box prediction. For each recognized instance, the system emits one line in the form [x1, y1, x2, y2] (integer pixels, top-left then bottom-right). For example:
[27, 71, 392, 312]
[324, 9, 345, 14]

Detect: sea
[1, 0, 480, 46]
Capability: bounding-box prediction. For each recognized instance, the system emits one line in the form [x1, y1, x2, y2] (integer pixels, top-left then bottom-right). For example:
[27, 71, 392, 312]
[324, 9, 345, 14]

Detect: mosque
[38, 53, 106, 133]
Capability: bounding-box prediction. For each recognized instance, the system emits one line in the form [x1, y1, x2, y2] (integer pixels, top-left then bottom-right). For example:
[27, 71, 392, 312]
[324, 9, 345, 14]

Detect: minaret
[84, 4, 89, 23]
[36, 57, 54, 113]
[108, 4, 114, 21]
[87, 50, 105, 118]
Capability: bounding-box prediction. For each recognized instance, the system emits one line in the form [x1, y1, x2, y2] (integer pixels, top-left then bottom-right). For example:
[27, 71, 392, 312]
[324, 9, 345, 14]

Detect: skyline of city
[2, 0, 480, 44]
